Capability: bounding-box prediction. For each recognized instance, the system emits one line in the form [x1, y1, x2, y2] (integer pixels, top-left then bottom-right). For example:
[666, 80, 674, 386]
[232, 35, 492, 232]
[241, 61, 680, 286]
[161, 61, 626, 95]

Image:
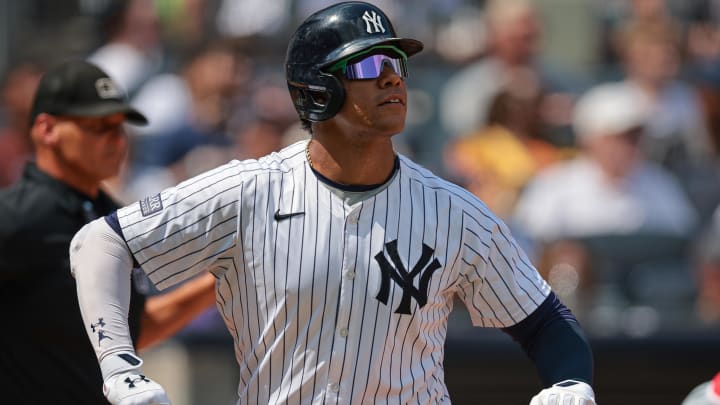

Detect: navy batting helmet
[285, 1, 424, 122]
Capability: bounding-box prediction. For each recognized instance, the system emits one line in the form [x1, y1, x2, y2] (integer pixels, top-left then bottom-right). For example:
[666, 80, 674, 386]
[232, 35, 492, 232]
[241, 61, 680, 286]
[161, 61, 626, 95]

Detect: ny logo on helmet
[362, 10, 386, 34]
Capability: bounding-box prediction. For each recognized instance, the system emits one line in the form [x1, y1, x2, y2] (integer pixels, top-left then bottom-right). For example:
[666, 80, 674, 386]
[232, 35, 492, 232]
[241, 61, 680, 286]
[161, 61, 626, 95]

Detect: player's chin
[371, 122, 405, 138]
[375, 112, 406, 133]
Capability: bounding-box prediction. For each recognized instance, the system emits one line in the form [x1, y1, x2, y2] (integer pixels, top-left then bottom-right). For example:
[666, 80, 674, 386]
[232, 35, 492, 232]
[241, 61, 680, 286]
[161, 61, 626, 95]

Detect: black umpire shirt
[0, 163, 145, 404]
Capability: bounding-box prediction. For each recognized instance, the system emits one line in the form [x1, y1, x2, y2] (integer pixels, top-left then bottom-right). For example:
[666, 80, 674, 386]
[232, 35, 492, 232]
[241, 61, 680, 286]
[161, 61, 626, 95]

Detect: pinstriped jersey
[117, 140, 551, 404]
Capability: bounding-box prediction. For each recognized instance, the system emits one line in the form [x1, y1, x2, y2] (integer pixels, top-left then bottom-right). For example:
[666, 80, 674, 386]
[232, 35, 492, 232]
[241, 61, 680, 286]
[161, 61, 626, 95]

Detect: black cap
[29, 60, 148, 125]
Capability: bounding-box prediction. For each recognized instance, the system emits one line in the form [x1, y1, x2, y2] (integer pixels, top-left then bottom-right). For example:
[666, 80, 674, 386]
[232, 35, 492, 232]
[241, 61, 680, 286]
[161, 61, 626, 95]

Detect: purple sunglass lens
[344, 54, 408, 79]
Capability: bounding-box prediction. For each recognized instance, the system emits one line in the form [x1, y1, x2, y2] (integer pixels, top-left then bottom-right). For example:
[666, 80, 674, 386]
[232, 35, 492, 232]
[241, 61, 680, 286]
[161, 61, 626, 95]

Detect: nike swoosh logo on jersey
[274, 209, 305, 221]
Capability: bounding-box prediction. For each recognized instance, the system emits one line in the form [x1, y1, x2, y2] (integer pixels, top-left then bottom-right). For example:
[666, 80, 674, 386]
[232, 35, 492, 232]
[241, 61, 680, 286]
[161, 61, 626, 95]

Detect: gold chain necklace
[305, 140, 314, 169]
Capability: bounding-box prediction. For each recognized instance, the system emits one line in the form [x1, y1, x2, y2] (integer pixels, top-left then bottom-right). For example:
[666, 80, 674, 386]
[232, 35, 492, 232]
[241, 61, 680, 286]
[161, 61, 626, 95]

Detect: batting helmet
[285, 1, 424, 122]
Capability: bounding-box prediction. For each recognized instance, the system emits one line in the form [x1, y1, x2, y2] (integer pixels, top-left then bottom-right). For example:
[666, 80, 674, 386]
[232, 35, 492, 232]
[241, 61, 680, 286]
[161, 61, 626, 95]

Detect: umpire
[0, 60, 216, 403]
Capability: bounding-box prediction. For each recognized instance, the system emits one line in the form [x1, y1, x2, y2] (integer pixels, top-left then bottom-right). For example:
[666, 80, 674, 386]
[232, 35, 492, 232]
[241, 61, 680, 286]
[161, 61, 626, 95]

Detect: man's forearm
[138, 272, 217, 350]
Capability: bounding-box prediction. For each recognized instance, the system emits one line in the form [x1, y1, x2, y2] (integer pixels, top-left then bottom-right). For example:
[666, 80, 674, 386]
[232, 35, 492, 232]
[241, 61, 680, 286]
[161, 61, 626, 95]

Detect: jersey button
[345, 270, 356, 280]
[339, 327, 349, 337]
[329, 383, 340, 392]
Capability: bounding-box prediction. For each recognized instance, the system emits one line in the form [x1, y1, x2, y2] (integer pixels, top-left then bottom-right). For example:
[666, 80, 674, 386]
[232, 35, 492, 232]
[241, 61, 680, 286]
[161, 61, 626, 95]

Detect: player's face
[332, 54, 408, 138]
[52, 113, 129, 182]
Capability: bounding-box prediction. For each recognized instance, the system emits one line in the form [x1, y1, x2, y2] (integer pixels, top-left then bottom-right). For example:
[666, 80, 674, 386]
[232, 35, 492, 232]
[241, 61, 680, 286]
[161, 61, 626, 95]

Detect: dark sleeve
[104, 211, 123, 238]
[502, 292, 594, 386]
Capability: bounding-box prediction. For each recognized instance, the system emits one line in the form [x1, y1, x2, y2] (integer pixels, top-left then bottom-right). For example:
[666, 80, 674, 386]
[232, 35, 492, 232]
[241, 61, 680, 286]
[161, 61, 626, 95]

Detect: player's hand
[100, 352, 171, 405]
[530, 379, 596, 405]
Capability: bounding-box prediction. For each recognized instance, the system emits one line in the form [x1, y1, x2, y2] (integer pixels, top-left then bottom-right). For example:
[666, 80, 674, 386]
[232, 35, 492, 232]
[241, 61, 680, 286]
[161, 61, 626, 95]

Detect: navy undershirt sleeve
[502, 292, 594, 386]
[104, 210, 123, 237]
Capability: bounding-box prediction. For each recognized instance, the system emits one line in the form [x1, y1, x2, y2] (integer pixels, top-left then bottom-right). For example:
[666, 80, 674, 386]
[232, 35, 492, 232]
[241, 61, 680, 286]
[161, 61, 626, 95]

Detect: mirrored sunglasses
[342, 54, 408, 80]
[329, 45, 409, 80]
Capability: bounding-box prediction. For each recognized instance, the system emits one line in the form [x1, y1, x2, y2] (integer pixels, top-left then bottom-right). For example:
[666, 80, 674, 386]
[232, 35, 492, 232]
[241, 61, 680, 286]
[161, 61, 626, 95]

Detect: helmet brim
[321, 37, 424, 69]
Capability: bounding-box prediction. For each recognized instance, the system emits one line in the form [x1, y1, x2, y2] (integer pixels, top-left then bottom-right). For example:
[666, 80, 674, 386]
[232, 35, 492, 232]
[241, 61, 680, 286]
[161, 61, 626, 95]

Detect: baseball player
[69, 2, 596, 404]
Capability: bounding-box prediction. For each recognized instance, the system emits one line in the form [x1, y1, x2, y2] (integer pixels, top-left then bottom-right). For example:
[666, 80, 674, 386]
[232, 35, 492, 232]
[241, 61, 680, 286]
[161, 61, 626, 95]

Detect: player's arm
[104, 212, 217, 351]
[70, 217, 170, 405]
[502, 292, 596, 405]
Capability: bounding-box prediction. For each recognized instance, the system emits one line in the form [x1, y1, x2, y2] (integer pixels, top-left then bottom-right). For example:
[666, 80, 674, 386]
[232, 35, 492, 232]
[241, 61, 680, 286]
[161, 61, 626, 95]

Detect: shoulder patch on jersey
[139, 193, 163, 217]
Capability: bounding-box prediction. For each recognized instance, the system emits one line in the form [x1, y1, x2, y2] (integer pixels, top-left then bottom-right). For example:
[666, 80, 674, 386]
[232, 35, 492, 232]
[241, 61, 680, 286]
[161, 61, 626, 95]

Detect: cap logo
[95, 78, 121, 99]
[362, 10, 386, 34]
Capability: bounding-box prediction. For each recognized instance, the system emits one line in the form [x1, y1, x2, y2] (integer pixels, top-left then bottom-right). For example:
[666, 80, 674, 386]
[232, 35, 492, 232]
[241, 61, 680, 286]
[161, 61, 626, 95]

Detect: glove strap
[100, 351, 144, 379]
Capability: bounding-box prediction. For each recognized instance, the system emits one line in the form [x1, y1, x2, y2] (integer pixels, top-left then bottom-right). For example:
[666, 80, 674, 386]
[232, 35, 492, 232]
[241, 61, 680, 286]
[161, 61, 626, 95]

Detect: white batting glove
[100, 352, 171, 405]
[530, 379, 596, 405]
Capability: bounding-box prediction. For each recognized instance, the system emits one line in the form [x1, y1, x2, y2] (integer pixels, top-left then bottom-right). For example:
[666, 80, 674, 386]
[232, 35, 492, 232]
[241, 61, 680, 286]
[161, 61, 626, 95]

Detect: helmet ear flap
[288, 72, 345, 122]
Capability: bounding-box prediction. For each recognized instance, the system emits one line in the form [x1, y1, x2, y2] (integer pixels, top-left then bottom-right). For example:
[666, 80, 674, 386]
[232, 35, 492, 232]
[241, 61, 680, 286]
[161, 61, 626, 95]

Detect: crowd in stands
[1, 0, 719, 338]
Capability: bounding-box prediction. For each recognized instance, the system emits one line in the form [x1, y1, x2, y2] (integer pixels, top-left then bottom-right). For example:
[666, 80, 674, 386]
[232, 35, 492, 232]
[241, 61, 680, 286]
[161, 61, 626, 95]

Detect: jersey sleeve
[117, 161, 244, 290]
[456, 216, 551, 328]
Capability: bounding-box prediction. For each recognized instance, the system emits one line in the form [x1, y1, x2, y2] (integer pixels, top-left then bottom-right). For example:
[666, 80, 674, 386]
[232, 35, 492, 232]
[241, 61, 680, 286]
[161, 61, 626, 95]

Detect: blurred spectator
[692, 207, 720, 326]
[698, 85, 720, 159]
[233, 119, 286, 160]
[614, 18, 720, 223]
[438, 0, 576, 143]
[685, 0, 720, 86]
[616, 18, 713, 161]
[111, 39, 247, 203]
[512, 83, 698, 317]
[154, 0, 212, 51]
[0, 61, 43, 187]
[216, 0, 291, 38]
[88, 0, 164, 96]
[599, 0, 720, 87]
[443, 70, 571, 220]
[129, 39, 247, 170]
[241, 71, 301, 129]
[514, 82, 697, 242]
[599, 0, 676, 68]
[439, 0, 539, 137]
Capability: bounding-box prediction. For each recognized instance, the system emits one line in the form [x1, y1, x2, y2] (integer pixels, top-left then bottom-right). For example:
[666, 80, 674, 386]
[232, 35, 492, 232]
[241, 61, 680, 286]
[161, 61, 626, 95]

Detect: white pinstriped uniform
[117, 140, 550, 404]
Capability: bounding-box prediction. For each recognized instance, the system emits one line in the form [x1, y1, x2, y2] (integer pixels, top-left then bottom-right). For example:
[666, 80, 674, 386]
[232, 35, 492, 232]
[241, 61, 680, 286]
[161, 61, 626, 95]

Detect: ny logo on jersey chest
[374, 240, 441, 314]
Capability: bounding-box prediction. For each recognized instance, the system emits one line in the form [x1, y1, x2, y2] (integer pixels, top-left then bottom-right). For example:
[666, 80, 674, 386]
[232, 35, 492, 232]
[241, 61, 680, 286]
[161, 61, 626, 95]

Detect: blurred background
[1, 0, 719, 403]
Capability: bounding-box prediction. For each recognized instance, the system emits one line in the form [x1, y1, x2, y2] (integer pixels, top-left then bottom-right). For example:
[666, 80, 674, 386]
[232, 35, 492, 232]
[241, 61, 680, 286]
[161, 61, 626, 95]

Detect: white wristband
[100, 351, 144, 380]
